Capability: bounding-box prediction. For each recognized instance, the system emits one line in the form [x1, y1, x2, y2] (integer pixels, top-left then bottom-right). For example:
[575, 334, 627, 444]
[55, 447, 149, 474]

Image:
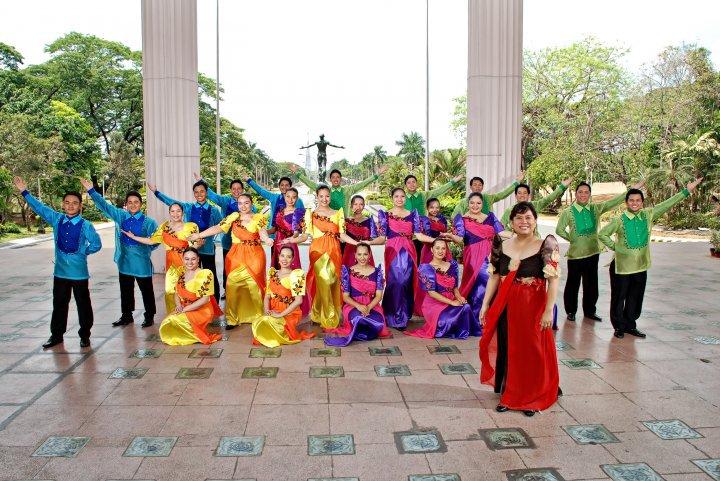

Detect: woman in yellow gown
[189, 194, 273, 328]
[252, 245, 315, 347]
[123, 202, 199, 313]
[284, 185, 358, 329]
[160, 247, 223, 345]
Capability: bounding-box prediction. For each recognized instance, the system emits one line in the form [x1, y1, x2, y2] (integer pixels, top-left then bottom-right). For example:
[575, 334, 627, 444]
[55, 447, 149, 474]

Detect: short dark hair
[626, 188, 644, 202]
[404, 174, 417, 184]
[390, 187, 405, 197]
[575, 181, 591, 192]
[192, 180, 209, 191]
[125, 191, 142, 203]
[355, 242, 371, 253]
[509, 201, 538, 220]
[279, 176, 292, 186]
[350, 194, 365, 205]
[169, 202, 184, 213]
[183, 246, 200, 257]
[230, 179, 244, 189]
[329, 169, 342, 178]
[469, 176, 484, 186]
[426, 197, 440, 209]
[316, 184, 331, 195]
[63, 191, 82, 203]
[514, 183, 530, 195]
[468, 192, 484, 203]
[279, 245, 295, 257]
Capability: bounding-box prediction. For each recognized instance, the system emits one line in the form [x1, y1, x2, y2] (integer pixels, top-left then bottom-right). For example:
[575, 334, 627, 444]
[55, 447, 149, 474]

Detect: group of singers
[12, 168, 701, 416]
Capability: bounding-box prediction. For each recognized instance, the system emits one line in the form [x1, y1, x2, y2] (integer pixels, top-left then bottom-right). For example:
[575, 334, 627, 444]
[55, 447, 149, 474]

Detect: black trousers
[199, 253, 220, 302]
[563, 253, 599, 316]
[51, 277, 93, 339]
[222, 248, 229, 294]
[119, 273, 156, 319]
[494, 310, 508, 394]
[609, 260, 647, 332]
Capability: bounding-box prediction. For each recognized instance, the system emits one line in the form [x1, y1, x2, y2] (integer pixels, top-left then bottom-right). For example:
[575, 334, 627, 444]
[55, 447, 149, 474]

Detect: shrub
[658, 212, 720, 230]
[0, 222, 22, 235]
[81, 203, 106, 222]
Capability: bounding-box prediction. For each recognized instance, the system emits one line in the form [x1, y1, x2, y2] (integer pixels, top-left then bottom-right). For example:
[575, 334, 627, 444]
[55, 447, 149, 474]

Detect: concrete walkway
[0, 227, 719, 481]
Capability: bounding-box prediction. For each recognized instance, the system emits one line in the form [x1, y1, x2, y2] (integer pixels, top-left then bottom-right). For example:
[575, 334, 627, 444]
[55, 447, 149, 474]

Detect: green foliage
[711, 230, 720, 249]
[657, 211, 720, 231]
[80, 202, 105, 222]
[395, 132, 426, 171]
[0, 221, 22, 236]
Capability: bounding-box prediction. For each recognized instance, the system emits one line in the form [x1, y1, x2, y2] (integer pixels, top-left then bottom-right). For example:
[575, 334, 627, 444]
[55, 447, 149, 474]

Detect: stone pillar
[142, 0, 200, 272]
[466, 0, 522, 214]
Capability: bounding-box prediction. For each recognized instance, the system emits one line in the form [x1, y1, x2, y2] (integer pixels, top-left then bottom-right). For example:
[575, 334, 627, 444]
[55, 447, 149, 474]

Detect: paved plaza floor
[0, 227, 719, 481]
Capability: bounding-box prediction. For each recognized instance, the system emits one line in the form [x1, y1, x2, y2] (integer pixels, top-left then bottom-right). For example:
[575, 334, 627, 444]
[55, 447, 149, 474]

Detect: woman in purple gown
[377, 188, 435, 329]
[415, 197, 452, 314]
[407, 239, 471, 339]
[325, 243, 390, 346]
[445, 192, 504, 336]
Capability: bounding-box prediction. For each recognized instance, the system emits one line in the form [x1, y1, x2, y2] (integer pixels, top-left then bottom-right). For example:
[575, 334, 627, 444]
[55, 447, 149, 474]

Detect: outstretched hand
[13, 176, 27, 192]
[120, 229, 136, 239]
[516, 170, 526, 182]
[631, 180, 645, 190]
[79, 178, 94, 191]
[687, 177, 703, 192]
[452, 174, 464, 183]
[192, 172, 201, 181]
[562, 177, 574, 188]
[289, 164, 299, 174]
[377, 164, 389, 175]
[147, 182, 157, 193]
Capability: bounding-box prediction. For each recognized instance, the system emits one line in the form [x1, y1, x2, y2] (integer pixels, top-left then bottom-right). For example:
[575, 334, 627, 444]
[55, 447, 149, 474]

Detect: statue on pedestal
[300, 134, 344, 183]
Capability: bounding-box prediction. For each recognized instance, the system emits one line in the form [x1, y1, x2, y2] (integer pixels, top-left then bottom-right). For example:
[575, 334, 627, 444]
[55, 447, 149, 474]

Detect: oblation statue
[300, 134, 344, 183]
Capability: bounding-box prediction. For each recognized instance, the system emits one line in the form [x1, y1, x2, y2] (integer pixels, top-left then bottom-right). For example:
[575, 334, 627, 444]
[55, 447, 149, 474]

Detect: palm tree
[372, 145, 388, 168]
[396, 132, 425, 170]
[430, 148, 466, 185]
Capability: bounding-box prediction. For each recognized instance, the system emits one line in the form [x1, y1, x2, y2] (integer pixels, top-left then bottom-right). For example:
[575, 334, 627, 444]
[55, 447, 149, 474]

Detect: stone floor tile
[602, 462, 665, 481]
[136, 353, 201, 373]
[215, 435, 264, 456]
[339, 349, 391, 371]
[0, 445, 50, 480]
[504, 468, 566, 481]
[10, 353, 84, 373]
[102, 373, 187, 406]
[253, 371, 327, 404]
[625, 390, 720, 428]
[308, 433, 355, 455]
[71, 352, 141, 373]
[233, 444, 332, 481]
[488, 409, 578, 438]
[517, 435, 617, 480]
[196, 353, 263, 373]
[398, 349, 451, 370]
[689, 428, 720, 458]
[177, 373, 256, 405]
[592, 361, 681, 392]
[245, 404, 329, 446]
[555, 368, 616, 395]
[604, 431, 707, 474]
[643, 419, 703, 440]
[407, 399, 494, 441]
[562, 424, 620, 444]
[0, 404, 97, 447]
[396, 369, 476, 402]
[329, 402, 410, 444]
[692, 459, 720, 481]
[0, 372, 58, 403]
[478, 428, 534, 450]
[36, 372, 121, 405]
[262, 349, 326, 372]
[76, 405, 172, 447]
[133, 445, 236, 481]
[425, 440, 525, 477]
[160, 404, 250, 447]
[332, 443, 431, 481]
[328, 371, 403, 403]
[32, 436, 90, 457]
[123, 436, 178, 457]
[558, 393, 651, 432]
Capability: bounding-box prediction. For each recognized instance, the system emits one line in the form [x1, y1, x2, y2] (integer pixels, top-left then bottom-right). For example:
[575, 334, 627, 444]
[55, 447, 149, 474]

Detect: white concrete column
[142, 0, 200, 272]
[466, 0, 522, 214]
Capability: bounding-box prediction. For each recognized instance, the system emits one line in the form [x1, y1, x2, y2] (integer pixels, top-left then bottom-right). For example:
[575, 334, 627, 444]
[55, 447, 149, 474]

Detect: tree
[396, 132, 426, 171]
[430, 148, 466, 185]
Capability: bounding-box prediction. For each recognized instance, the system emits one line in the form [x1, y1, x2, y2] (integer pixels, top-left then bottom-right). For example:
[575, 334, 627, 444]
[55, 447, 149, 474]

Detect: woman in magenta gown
[342, 195, 380, 268]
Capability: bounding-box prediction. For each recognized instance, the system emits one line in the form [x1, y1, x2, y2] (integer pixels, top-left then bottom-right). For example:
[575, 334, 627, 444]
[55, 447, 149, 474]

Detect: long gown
[149, 221, 199, 314]
[407, 260, 472, 339]
[453, 213, 504, 336]
[342, 215, 378, 267]
[414, 214, 452, 314]
[252, 268, 315, 347]
[480, 235, 561, 412]
[324, 265, 390, 346]
[219, 212, 267, 326]
[271, 208, 305, 270]
[304, 209, 345, 329]
[159, 267, 223, 345]
[378, 209, 421, 328]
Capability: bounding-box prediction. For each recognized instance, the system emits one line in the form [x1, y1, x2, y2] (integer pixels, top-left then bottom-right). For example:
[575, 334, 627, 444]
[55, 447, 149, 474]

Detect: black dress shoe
[221, 294, 226, 300]
[523, 410, 536, 417]
[141, 318, 154, 328]
[557, 387, 564, 397]
[585, 313, 602, 322]
[225, 324, 237, 330]
[112, 316, 134, 327]
[613, 329, 625, 339]
[42, 337, 63, 349]
[495, 404, 509, 412]
[80, 338, 91, 348]
[625, 328, 646, 338]
[566, 313, 576, 322]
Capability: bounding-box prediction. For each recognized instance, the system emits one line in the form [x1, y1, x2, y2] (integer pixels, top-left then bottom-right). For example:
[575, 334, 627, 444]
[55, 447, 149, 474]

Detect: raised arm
[121, 229, 161, 246]
[81, 178, 127, 224]
[246, 178, 277, 202]
[651, 178, 701, 221]
[328, 143, 344, 149]
[148, 183, 183, 209]
[533, 178, 571, 212]
[14, 176, 62, 226]
[485, 179, 520, 206]
[427, 174, 463, 199]
[599, 181, 645, 214]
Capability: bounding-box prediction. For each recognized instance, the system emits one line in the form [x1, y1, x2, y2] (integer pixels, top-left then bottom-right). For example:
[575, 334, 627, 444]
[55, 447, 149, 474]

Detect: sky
[2, 0, 719, 168]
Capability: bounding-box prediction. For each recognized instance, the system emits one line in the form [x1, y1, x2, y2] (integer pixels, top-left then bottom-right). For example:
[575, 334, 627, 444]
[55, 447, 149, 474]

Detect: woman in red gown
[479, 201, 561, 416]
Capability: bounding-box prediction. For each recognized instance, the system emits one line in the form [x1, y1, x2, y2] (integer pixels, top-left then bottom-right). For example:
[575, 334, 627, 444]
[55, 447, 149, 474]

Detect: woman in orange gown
[189, 194, 273, 328]
[160, 247, 223, 345]
[252, 245, 315, 346]
[283, 185, 359, 329]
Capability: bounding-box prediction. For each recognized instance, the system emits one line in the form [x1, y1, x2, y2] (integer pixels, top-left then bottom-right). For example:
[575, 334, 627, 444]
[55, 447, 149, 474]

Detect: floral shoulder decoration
[196, 272, 213, 297]
[418, 271, 434, 291]
[543, 250, 561, 279]
[508, 257, 521, 272]
[291, 273, 305, 296]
